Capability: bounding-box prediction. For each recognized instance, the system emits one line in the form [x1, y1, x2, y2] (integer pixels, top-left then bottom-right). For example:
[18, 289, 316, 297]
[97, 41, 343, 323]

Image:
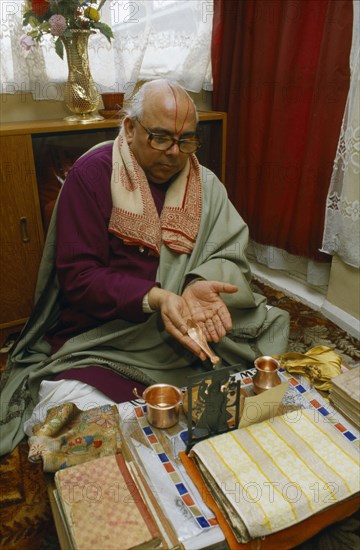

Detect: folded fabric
[180, 452, 360, 550]
[55, 454, 163, 549]
[28, 403, 122, 472]
[275, 345, 342, 390]
[190, 409, 360, 543]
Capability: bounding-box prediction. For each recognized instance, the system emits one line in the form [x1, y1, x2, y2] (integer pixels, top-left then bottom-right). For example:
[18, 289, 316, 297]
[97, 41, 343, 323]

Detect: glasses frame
[136, 119, 201, 154]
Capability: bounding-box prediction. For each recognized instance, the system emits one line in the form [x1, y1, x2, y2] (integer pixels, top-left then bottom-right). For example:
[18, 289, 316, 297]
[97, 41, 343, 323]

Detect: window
[0, 0, 213, 100]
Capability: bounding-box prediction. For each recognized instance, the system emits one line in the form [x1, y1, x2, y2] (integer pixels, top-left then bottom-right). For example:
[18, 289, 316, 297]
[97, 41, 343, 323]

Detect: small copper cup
[134, 384, 182, 429]
[253, 356, 281, 394]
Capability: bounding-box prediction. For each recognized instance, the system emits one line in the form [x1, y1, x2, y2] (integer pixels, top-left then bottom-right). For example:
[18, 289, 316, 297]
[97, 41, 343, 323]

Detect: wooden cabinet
[0, 134, 44, 328]
[0, 112, 226, 329]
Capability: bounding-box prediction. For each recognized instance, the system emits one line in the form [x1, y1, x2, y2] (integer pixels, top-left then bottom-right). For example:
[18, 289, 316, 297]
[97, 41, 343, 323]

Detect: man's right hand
[147, 287, 208, 361]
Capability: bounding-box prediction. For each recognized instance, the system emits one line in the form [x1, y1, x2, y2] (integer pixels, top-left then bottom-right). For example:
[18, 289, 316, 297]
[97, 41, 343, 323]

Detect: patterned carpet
[251, 280, 359, 368]
[0, 280, 359, 550]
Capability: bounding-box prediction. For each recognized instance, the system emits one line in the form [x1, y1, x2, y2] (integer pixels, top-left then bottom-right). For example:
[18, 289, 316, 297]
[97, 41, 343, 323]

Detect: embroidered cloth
[190, 409, 360, 542]
[28, 403, 121, 472]
[108, 130, 202, 255]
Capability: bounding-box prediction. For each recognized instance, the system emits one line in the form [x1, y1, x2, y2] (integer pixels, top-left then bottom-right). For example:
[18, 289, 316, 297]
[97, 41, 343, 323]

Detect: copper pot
[253, 356, 281, 394]
[101, 92, 124, 110]
[134, 384, 183, 429]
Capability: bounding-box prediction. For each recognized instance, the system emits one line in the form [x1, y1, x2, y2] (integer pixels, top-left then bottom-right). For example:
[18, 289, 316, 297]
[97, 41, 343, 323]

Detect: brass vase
[61, 30, 103, 123]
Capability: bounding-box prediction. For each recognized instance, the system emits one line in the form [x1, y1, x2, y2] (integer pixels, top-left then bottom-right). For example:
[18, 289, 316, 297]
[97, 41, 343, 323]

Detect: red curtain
[212, 0, 352, 261]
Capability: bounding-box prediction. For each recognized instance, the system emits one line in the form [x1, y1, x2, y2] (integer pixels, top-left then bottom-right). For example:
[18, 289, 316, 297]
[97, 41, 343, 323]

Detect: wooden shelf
[0, 110, 225, 135]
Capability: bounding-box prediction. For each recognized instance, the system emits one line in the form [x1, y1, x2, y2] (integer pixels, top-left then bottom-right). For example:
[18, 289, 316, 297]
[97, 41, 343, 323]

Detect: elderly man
[0, 80, 289, 455]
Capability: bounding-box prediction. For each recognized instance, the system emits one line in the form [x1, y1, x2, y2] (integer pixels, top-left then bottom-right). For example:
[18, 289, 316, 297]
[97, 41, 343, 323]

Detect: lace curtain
[0, 0, 213, 99]
[321, 1, 359, 268]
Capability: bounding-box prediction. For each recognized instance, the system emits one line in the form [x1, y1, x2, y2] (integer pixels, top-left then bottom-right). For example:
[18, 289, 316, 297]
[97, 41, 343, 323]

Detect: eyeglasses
[136, 119, 201, 154]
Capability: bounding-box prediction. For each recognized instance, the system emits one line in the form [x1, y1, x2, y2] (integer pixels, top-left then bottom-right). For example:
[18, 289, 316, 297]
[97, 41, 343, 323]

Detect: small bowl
[135, 384, 183, 429]
[101, 92, 124, 110]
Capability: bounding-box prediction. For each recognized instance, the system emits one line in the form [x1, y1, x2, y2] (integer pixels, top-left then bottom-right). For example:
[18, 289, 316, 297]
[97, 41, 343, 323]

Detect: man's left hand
[182, 281, 238, 342]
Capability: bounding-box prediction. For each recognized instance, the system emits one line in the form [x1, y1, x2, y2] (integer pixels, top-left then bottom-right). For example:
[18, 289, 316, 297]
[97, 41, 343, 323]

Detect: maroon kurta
[50, 143, 172, 399]
[49, 143, 171, 351]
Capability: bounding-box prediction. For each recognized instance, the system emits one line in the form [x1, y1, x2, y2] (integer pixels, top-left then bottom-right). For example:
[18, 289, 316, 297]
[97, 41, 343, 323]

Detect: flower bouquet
[20, 0, 113, 58]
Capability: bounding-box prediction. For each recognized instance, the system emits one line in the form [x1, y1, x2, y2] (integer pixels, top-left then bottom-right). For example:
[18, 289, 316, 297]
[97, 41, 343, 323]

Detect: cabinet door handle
[20, 217, 30, 243]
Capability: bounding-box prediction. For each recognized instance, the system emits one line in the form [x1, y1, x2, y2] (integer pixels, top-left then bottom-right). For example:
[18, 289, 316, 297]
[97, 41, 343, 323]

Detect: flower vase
[61, 30, 103, 124]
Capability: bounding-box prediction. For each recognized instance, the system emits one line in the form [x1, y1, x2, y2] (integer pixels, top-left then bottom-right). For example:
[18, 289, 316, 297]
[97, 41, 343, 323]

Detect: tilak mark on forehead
[167, 82, 191, 135]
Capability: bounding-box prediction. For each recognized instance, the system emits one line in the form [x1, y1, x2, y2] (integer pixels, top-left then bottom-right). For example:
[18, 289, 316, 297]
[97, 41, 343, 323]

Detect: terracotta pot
[101, 92, 124, 110]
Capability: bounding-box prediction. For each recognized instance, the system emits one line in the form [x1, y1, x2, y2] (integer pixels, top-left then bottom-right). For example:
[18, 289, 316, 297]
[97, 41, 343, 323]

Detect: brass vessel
[61, 30, 103, 123]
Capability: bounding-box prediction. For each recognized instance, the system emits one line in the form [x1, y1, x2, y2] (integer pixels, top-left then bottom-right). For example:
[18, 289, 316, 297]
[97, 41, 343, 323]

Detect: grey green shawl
[0, 166, 289, 455]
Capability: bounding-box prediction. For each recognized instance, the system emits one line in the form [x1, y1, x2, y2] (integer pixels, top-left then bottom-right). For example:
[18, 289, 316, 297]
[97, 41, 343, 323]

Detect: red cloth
[212, 0, 353, 261]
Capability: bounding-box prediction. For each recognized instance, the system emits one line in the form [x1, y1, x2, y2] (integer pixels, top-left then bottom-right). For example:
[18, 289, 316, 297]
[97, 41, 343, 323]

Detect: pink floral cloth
[28, 403, 122, 472]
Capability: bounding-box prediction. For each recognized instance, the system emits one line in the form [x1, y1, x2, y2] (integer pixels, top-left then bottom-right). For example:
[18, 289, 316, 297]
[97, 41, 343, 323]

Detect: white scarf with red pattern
[108, 129, 202, 256]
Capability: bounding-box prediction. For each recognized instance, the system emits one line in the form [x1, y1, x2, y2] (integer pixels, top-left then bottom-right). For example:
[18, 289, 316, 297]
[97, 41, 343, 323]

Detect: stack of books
[329, 366, 360, 428]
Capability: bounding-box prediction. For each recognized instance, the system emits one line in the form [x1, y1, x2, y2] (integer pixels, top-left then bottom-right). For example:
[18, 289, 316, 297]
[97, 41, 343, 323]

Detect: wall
[1, 93, 69, 122]
[326, 256, 360, 321]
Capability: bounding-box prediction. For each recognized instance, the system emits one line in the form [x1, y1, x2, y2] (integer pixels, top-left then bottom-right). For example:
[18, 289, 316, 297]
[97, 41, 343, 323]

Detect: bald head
[125, 79, 198, 126]
[123, 79, 199, 184]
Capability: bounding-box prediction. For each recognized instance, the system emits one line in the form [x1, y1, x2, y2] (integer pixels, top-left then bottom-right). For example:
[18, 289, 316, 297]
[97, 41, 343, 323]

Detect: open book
[189, 409, 360, 544]
[117, 401, 225, 550]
